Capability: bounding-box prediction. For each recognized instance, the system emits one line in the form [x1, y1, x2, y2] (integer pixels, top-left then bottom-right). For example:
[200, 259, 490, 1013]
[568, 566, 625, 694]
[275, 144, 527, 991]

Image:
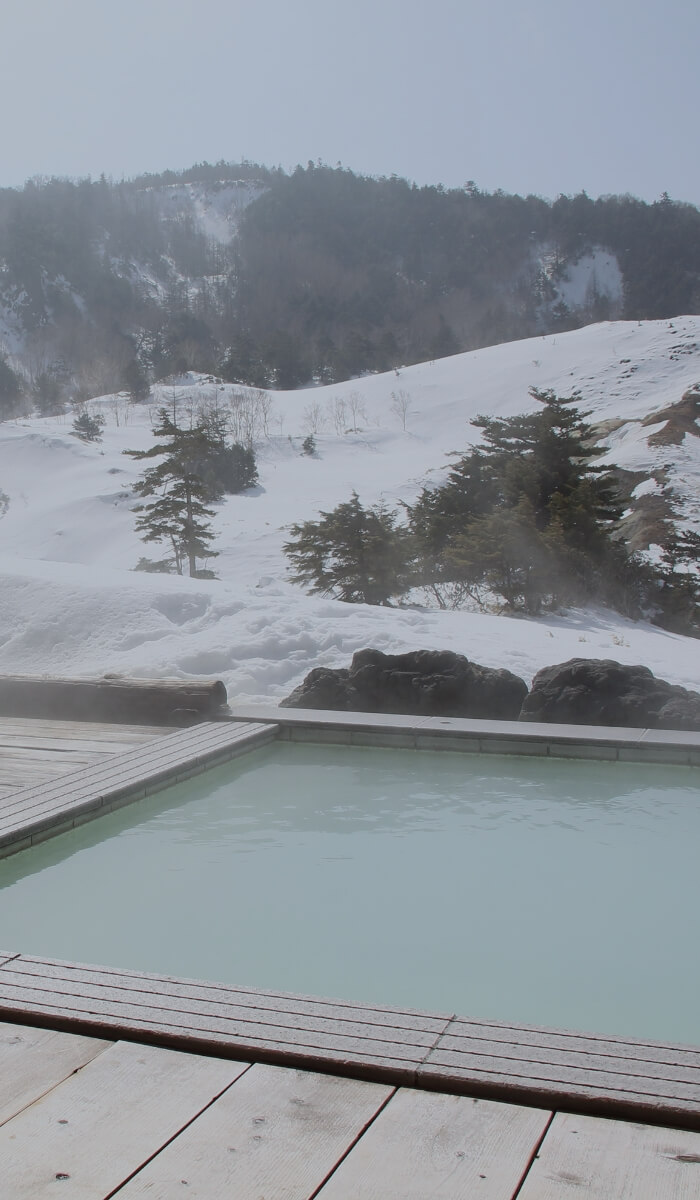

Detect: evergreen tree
[71, 407, 105, 442]
[0, 357, 23, 420]
[193, 404, 259, 500]
[33, 370, 64, 416]
[122, 357, 150, 403]
[407, 389, 627, 612]
[444, 500, 564, 613]
[284, 492, 414, 605]
[125, 409, 219, 577]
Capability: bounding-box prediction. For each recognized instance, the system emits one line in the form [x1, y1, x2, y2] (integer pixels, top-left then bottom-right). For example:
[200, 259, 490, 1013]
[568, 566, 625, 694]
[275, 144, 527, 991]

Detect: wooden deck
[0, 718, 278, 859]
[0, 715, 172, 798]
[1, 1016, 698, 1198]
[0, 954, 698, 1134]
[1, 710, 699, 1191]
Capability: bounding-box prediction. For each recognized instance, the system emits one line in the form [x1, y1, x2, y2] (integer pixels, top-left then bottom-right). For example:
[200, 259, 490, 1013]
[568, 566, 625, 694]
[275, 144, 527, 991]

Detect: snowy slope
[0, 318, 698, 706]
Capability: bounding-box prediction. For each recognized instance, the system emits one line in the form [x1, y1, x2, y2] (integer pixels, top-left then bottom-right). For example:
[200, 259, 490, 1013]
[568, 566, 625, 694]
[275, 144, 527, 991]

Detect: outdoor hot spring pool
[1, 741, 698, 1044]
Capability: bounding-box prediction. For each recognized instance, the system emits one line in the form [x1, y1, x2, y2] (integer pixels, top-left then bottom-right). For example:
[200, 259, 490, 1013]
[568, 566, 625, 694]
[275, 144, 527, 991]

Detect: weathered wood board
[0, 955, 448, 1082]
[0, 954, 698, 1129]
[316, 1086, 551, 1199]
[0, 1040, 249, 1198]
[518, 1110, 700, 1199]
[0, 715, 171, 796]
[0, 720, 278, 857]
[118, 1062, 393, 1197]
[0, 1020, 112, 1126]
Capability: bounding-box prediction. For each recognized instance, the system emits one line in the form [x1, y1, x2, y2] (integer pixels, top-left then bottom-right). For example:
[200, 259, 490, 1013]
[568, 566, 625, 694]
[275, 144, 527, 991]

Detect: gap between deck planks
[1, 1019, 698, 1199]
[0, 720, 279, 857]
[0, 954, 697, 1132]
[0, 717, 173, 794]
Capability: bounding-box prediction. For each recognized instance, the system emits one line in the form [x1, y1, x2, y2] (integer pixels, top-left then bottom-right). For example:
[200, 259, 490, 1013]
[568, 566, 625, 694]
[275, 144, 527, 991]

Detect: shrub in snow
[71, 409, 105, 442]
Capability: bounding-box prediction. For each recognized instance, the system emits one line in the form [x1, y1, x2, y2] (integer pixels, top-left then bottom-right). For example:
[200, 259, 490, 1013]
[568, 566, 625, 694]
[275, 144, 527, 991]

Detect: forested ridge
[0, 160, 699, 411]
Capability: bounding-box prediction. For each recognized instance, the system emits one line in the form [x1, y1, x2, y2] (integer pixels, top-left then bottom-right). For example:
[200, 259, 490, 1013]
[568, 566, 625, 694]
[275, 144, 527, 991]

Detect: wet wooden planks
[0, 1018, 698, 1199]
[0, 719, 278, 858]
[0, 954, 698, 1131]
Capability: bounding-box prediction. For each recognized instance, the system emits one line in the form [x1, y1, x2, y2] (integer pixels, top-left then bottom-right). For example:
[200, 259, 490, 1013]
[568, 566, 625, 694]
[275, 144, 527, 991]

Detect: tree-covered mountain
[0, 161, 699, 408]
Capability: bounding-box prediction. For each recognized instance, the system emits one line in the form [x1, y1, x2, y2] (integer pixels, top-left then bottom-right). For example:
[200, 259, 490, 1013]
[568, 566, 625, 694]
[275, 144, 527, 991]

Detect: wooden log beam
[0, 675, 227, 725]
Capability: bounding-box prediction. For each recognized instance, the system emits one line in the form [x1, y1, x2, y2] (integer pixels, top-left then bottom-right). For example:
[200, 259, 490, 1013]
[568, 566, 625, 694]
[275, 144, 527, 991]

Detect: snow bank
[0, 318, 698, 705]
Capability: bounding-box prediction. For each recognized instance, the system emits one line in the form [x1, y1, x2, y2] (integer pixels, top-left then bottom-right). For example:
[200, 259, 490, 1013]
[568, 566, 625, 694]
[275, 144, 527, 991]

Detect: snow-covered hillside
[0, 318, 698, 706]
[146, 179, 265, 244]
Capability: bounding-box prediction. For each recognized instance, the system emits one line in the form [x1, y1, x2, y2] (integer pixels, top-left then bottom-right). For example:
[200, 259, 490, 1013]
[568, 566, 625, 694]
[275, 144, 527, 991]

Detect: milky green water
[1, 743, 698, 1044]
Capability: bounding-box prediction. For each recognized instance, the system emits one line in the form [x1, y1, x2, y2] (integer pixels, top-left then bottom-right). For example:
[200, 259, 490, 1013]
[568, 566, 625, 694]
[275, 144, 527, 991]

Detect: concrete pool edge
[223, 705, 700, 765]
[0, 952, 698, 1132]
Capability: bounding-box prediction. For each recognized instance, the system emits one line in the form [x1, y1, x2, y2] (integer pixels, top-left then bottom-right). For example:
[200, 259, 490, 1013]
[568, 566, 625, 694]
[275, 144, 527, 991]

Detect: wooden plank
[0, 716, 170, 742]
[0, 750, 107, 789]
[437, 1015, 700, 1070]
[0, 955, 448, 1032]
[316, 1087, 550, 1199]
[0, 1039, 249, 1198]
[0, 956, 448, 1083]
[0, 721, 278, 850]
[1, 955, 698, 1129]
[426, 1033, 700, 1093]
[0, 1020, 112, 1125]
[117, 1061, 393, 1198]
[0, 719, 274, 813]
[0, 734, 159, 755]
[517, 1111, 700, 1199]
[417, 1057, 700, 1128]
[0, 986, 441, 1081]
[417, 1014, 700, 1127]
[0, 955, 448, 1037]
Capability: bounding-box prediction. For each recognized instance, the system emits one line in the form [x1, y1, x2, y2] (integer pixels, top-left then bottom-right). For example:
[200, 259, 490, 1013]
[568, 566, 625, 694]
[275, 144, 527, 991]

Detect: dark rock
[281, 649, 528, 719]
[280, 667, 358, 711]
[520, 658, 700, 730]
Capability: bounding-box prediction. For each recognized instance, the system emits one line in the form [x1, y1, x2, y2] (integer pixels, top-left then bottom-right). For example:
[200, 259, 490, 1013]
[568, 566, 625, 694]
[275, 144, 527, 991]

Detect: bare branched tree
[303, 400, 327, 435]
[330, 395, 347, 435]
[346, 391, 367, 432]
[390, 388, 414, 431]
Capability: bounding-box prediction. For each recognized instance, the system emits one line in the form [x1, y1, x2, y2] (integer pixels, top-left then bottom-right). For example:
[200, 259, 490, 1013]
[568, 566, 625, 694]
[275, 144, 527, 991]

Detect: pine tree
[284, 492, 414, 605]
[193, 405, 258, 500]
[71, 408, 105, 442]
[122, 358, 150, 403]
[407, 389, 627, 612]
[125, 409, 218, 577]
[0, 357, 23, 420]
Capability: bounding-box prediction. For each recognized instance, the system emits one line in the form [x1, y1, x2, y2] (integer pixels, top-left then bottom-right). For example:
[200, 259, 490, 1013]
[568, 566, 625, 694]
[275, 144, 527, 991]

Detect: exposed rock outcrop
[281, 649, 528, 720]
[520, 658, 700, 730]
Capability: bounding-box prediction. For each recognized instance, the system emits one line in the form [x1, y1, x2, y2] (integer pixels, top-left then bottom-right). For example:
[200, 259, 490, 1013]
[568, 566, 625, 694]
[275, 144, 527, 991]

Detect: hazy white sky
[2, 0, 698, 204]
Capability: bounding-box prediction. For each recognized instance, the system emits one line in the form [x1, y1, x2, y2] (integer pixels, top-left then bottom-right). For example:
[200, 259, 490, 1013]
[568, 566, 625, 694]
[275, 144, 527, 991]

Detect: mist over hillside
[0, 162, 699, 411]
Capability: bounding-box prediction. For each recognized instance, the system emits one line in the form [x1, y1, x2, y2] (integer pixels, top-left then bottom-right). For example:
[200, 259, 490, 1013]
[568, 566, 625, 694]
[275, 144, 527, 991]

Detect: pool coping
[0, 708, 698, 862]
[0, 952, 698, 1132]
[0, 720, 279, 861]
[1, 711, 699, 1130]
[224, 704, 700, 764]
